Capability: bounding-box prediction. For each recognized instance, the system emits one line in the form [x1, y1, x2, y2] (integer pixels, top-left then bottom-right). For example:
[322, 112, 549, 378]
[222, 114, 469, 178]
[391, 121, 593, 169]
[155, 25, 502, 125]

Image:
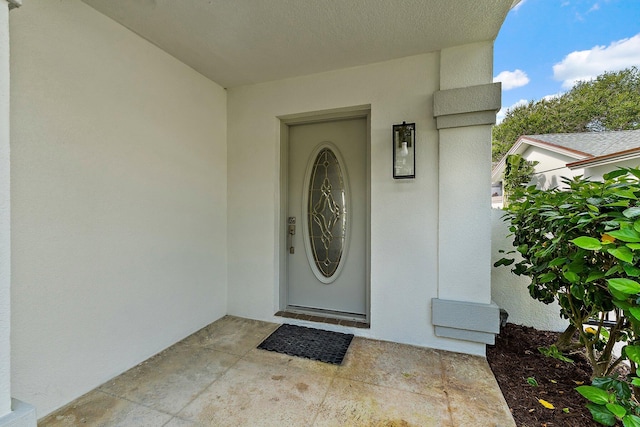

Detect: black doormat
[257, 324, 354, 365]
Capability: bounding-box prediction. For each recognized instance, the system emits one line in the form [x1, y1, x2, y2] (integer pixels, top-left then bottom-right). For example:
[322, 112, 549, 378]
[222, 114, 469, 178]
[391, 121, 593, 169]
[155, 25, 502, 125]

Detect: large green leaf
[570, 284, 585, 300]
[592, 377, 631, 399]
[610, 287, 630, 301]
[571, 236, 602, 250]
[586, 271, 606, 283]
[586, 403, 616, 426]
[606, 403, 627, 418]
[629, 307, 640, 322]
[563, 271, 580, 283]
[538, 272, 557, 283]
[606, 265, 624, 276]
[549, 257, 567, 267]
[614, 189, 638, 200]
[629, 169, 640, 180]
[576, 386, 611, 404]
[604, 169, 630, 180]
[625, 345, 640, 365]
[624, 207, 640, 218]
[608, 247, 634, 263]
[608, 228, 640, 243]
[623, 414, 640, 427]
[624, 264, 640, 277]
[605, 201, 630, 208]
[608, 278, 640, 295]
[614, 300, 632, 310]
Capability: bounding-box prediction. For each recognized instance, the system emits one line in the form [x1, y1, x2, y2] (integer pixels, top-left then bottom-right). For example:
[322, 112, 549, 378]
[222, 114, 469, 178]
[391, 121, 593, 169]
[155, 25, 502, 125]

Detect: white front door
[287, 118, 367, 316]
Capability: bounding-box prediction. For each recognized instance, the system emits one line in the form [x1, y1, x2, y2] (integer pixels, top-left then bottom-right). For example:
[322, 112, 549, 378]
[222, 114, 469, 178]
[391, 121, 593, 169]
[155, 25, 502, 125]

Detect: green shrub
[496, 169, 640, 378]
[577, 375, 640, 426]
[502, 154, 538, 207]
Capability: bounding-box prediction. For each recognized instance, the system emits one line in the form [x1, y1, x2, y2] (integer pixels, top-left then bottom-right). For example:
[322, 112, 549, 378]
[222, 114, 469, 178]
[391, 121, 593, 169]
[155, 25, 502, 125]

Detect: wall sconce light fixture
[393, 121, 415, 179]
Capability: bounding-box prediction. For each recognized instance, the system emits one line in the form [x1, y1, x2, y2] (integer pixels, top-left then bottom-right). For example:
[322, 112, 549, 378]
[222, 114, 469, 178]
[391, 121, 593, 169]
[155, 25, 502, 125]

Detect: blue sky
[494, 0, 640, 122]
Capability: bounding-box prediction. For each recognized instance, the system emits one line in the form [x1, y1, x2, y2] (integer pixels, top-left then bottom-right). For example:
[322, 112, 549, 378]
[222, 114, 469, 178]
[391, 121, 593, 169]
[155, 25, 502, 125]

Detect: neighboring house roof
[492, 129, 640, 182]
[526, 131, 640, 158]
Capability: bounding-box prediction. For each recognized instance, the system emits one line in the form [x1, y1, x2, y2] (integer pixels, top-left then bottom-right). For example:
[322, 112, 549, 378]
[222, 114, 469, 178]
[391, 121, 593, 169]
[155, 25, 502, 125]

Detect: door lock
[288, 217, 296, 254]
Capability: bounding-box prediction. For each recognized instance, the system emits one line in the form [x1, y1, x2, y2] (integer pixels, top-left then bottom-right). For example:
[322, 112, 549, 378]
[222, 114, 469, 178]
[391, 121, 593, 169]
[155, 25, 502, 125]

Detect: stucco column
[0, 0, 13, 418]
[431, 42, 502, 347]
[0, 1, 36, 425]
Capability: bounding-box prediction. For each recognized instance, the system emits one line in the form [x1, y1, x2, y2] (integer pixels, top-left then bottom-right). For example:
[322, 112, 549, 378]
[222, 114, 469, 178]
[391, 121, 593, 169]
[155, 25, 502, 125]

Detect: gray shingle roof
[525, 130, 640, 157]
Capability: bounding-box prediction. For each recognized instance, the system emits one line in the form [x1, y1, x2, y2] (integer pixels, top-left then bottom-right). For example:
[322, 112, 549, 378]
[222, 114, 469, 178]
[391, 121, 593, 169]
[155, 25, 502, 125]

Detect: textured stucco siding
[10, 0, 228, 417]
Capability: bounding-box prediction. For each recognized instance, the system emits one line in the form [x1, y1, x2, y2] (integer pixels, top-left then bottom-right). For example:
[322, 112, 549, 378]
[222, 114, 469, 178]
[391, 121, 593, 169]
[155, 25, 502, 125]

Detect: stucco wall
[523, 146, 583, 190]
[491, 209, 568, 332]
[0, 1, 11, 418]
[585, 158, 640, 181]
[226, 50, 488, 355]
[10, 1, 228, 417]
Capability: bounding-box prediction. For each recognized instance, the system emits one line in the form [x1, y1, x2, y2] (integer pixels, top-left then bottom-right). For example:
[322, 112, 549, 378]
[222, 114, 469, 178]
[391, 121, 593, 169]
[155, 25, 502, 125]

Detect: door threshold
[275, 308, 369, 329]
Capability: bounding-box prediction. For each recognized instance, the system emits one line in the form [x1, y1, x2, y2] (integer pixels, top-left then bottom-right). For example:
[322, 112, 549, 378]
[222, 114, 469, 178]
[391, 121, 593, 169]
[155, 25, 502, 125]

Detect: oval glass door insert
[306, 146, 348, 282]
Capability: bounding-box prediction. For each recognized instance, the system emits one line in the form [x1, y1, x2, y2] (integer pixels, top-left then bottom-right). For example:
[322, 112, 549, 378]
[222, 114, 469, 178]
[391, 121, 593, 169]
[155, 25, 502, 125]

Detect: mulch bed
[487, 323, 603, 427]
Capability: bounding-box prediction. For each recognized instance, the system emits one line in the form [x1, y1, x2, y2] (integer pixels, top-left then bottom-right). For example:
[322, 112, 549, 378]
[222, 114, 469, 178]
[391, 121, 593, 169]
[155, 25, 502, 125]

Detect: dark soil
[487, 323, 601, 427]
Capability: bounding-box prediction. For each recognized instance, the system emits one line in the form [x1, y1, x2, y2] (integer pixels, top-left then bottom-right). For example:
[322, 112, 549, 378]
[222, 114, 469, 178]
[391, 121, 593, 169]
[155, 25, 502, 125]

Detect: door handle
[288, 217, 296, 254]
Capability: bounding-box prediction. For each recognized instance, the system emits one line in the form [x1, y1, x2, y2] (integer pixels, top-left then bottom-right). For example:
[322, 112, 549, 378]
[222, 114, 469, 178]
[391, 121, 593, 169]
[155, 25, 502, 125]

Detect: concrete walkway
[40, 316, 515, 426]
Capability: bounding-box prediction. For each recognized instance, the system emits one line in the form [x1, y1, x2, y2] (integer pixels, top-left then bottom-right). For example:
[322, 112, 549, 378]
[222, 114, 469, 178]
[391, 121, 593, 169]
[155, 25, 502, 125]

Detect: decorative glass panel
[307, 148, 347, 278]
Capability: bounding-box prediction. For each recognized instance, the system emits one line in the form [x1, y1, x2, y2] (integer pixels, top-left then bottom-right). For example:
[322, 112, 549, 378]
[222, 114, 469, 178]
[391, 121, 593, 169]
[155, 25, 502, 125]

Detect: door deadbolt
[288, 217, 296, 254]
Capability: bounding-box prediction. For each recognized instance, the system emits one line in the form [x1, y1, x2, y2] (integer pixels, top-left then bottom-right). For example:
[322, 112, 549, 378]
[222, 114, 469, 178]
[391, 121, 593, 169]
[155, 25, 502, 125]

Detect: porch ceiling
[80, 0, 516, 88]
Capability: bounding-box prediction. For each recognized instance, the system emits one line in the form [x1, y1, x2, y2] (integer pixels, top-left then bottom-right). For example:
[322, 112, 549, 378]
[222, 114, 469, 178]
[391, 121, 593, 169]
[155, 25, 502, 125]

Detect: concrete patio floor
[39, 316, 515, 426]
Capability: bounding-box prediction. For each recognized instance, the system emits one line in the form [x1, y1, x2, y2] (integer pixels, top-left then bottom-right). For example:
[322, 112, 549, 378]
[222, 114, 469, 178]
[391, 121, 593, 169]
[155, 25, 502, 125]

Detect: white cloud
[542, 92, 563, 101]
[553, 33, 640, 89]
[588, 3, 600, 12]
[494, 69, 530, 90]
[496, 99, 528, 124]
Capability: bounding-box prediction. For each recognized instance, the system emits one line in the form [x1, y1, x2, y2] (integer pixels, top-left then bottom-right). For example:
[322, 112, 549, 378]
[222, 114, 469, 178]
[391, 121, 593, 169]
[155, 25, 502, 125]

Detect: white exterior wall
[10, 1, 228, 417]
[227, 53, 473, 351]
[0, 0, 11, 419]
[226, 54, 441, 346]
[523, 146, 583, 189]
[585, 158, 640, 181]
[491, 209, 568, 331]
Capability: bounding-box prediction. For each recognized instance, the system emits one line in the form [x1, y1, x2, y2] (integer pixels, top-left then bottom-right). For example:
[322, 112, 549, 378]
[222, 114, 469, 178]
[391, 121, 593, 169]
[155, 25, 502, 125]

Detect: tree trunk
[555, 324, 578, 351]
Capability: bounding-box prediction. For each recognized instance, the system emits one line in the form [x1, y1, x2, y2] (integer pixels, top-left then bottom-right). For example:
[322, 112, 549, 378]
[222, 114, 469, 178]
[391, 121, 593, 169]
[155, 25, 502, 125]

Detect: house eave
[491, 135, 591, 183]
[567, 147, 640, 170]
[522, 136, 593, 158]
[491, 138, 525, 183]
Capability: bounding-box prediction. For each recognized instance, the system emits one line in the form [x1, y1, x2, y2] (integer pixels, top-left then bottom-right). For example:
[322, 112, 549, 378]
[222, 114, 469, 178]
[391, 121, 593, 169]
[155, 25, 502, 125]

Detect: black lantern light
[393, 121, 415, 179]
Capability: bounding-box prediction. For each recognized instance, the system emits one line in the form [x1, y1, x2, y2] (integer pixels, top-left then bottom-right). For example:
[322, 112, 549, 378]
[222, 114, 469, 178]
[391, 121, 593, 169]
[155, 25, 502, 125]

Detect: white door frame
[278, 105, 371, 322]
